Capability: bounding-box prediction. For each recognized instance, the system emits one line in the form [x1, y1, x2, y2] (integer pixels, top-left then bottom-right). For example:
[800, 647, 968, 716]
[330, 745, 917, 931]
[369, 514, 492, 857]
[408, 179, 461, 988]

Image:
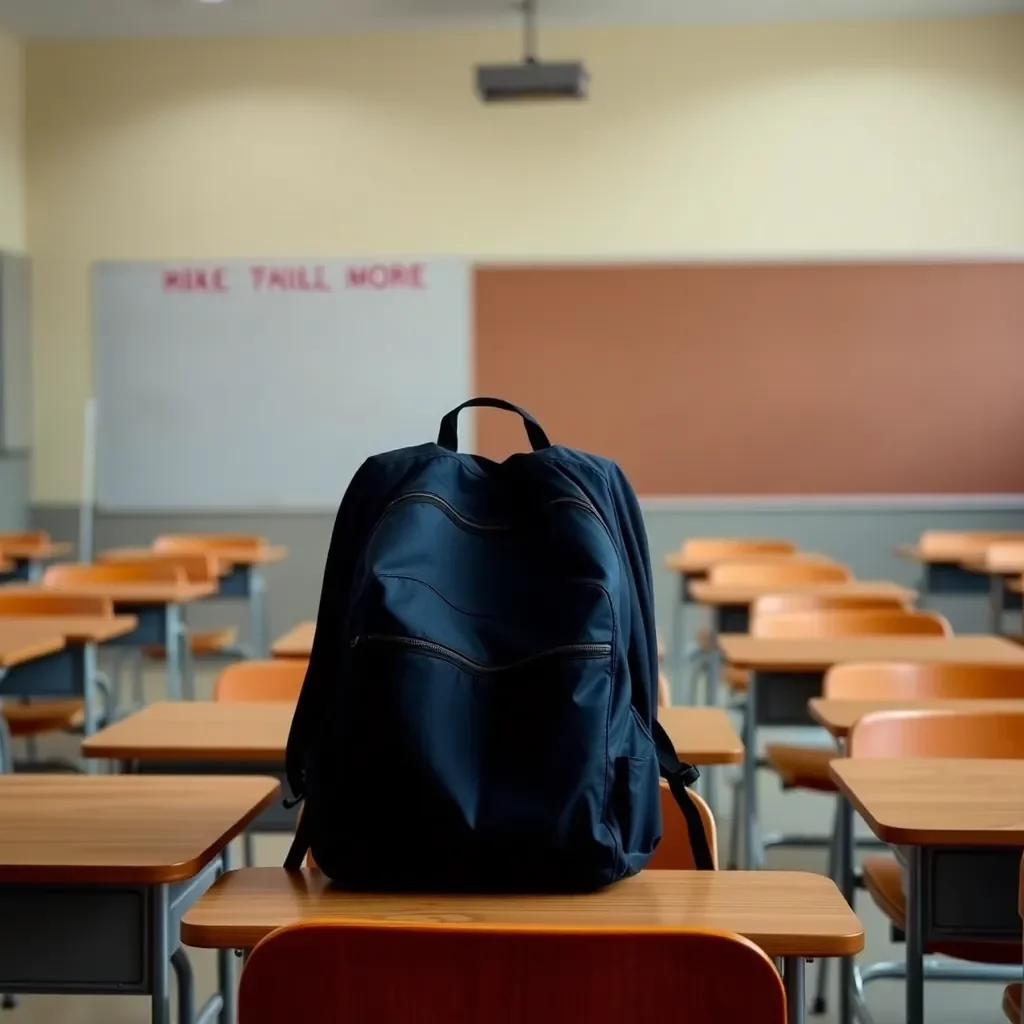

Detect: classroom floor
[4, 663, 1010, 1024]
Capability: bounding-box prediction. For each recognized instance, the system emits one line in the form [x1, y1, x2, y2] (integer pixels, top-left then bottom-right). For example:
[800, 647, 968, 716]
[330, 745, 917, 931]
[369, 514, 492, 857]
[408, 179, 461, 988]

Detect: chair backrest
[825, 662, 1024, 700]
[98, 550, 219, 583]
[214, 660, 308, 702]
[239, 922, 785, 1024]
[43, 561, 186, 586]
[155, 533, 266, 553]
[753, 608, 950, 639]
[0, 591, 114, 616]
[918, 531, 1024, 557]
[850, 709, 1024, 759]
[647, 782, 718, 870]
[680, 537, 796, 560]
[709, 560, 851, 586]
[753, 592, 910, 619]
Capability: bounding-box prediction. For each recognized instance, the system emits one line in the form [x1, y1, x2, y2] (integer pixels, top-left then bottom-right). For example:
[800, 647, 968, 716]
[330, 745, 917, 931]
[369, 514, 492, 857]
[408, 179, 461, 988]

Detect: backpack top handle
[438, 398, 551, 453]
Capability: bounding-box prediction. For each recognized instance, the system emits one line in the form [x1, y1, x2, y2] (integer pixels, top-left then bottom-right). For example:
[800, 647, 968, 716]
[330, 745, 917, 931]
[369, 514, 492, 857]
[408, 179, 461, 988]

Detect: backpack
[284, 398, 713, 889]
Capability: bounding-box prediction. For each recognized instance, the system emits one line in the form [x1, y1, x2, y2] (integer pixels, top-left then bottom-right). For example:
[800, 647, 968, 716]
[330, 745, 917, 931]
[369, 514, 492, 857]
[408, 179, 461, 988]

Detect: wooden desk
[182, 867, 862, 1024]
[689, 579, 916, 609]
[84, 701, 292, 764]
[0, 615, 138, 743]
[84, 701, 737, 768]
[0, 621, 66, 666]
[0, 539, 73, 581]
[830, 758, 1024, 1024]
[272, 621, 314, 659]
[810, 698, 1024, 739]
[958, 546, 1024, 634]
[0, 774, 278, 1024]
[896, 537, 1024, 603]
[657, 706, 744, 765]
[719, 635, 1024, 872]
[10, 581, 217, 702]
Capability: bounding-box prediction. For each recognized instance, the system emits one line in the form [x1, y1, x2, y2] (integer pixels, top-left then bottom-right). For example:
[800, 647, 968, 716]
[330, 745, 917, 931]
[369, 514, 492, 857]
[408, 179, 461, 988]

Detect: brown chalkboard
[474, 261, 1024, 494]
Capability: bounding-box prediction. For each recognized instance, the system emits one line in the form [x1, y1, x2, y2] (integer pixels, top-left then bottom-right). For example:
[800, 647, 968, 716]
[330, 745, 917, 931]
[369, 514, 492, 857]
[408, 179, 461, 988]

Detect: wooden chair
[43, 561, 186, 586]
[849, 709, 1024, 1013]
[1003, 983, 1021, 1023]
[647, 782, 718, 870]
[0, 592, 115, 747]
[238, 922, 786, 1024]
[214, 660, 306, 703]
[154, 533, 267, 554]
[678, 537, 797, 561]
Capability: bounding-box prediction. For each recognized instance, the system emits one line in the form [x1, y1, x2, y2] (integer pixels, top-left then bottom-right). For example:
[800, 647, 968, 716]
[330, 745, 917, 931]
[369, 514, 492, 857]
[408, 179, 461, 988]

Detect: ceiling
[1, 0, 1022, 38]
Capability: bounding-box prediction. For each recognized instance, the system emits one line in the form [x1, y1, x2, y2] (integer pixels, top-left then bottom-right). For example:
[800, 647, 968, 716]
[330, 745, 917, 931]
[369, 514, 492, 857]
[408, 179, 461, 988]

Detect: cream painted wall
[26, 16, 1024, 502]
[0, 27, 24, 249]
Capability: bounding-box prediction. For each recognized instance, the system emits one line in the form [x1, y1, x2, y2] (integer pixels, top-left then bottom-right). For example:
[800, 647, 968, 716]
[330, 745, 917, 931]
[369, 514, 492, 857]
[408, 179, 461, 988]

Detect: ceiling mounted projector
[475, 1, 588, 102]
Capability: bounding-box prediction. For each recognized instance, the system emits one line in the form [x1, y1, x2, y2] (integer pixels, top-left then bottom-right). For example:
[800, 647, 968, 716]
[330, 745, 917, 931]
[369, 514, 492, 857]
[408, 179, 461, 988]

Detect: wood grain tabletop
[0, 775, 280, 884]
[181, 868, 864, 957]
[830, 758, 1024, 846]
[720, 635, 1024, 673]
[809, 698, 1024, 738]
[689, 580, 915, 607]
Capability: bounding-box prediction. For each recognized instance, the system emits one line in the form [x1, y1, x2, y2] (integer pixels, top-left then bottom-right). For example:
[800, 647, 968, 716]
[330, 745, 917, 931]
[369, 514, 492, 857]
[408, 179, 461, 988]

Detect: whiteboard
[93, 259, 471, 510]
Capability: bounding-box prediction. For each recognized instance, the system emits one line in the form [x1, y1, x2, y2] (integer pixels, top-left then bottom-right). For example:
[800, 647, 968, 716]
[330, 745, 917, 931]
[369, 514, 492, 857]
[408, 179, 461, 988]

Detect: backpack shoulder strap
[652, 719, 715, 870]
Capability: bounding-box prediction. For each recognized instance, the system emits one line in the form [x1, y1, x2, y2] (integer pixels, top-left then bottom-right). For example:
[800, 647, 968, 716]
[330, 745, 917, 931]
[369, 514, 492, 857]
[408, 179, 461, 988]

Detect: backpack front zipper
[351, 634, 612, 675]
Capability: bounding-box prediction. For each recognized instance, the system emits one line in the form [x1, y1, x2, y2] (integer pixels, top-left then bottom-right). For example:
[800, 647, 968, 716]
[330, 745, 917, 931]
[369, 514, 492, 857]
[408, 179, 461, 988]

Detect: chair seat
[1004, 983, 1022, 1023]
[723, 664, 749, 692]
[2, 700, 84, 737]
[144, 627, 239, 660]
[764, 744, 837, 792]
[863, 856, 1023, 964]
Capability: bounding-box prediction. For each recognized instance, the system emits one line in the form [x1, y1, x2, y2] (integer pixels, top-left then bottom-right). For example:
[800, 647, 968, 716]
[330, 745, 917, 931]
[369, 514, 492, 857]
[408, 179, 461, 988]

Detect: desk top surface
[689, 580, 915, 607]
[272, 621, 315, 658]
[809, 698, 1024, 737]
[0, 775, 279, 884]
[663, 551, 827, 575]
[720, 635, 1024, 672]
[83, 701, 293, 761]
[657, 707, 744, 765]
[0, 540, 73, 560]
[83, 701, 739, 767]
[0, 614, 137, 644]
[9, 580, 218, 605]
[0, 621, 66, 666]
[831, 758, 1024, 846]
[180, 867, 864, 958]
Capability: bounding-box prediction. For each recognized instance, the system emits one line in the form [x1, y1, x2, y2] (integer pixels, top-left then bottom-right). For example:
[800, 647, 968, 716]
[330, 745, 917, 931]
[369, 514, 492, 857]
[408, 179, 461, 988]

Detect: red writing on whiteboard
[250, 265, 332, 293]
[346, 263, 426, 290]
[163, 268, 229, 294]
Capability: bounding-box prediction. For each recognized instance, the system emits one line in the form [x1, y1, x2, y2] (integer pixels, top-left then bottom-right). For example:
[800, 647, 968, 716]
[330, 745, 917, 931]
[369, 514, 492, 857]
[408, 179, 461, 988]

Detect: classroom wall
[0, 26, 28, 530]
[24, 16, 1024, 619]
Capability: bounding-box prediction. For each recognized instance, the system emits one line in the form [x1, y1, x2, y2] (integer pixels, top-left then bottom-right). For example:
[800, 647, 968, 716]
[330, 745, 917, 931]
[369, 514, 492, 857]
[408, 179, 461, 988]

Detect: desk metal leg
[82, 643, 100, 774]
[702, 610, 720, 814]
[249, 567, 268, 659]
[218, 842, 237, 1024]
[990, 574, 1006, 636]
[742, 671, 759, 870]
[905, 845, 925, 1024]
[172, 948, 196, 1024]
[836, 785, 854, 1024]
[784, 957, 806, 1024]
[152, 886, 171, 1024]
[165, 604, 183, 701]
[180, 606, 195, 702]
[26, 560, 42, 583]
[672, 573, 686, 697]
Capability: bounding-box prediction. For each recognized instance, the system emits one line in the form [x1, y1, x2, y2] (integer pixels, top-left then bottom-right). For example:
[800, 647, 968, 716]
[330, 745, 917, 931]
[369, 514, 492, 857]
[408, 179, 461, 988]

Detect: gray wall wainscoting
[0, 454, 30, 531]
[32, 498, 1024, 668]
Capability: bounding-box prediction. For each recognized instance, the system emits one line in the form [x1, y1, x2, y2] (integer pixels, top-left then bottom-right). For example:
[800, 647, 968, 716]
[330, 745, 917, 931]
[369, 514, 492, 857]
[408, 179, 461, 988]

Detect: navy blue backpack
[284, 398, 712, 889]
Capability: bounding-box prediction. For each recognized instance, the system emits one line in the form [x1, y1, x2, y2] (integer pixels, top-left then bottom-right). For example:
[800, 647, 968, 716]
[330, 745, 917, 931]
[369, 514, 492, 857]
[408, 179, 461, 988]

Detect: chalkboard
[94, 259, 470, 510]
